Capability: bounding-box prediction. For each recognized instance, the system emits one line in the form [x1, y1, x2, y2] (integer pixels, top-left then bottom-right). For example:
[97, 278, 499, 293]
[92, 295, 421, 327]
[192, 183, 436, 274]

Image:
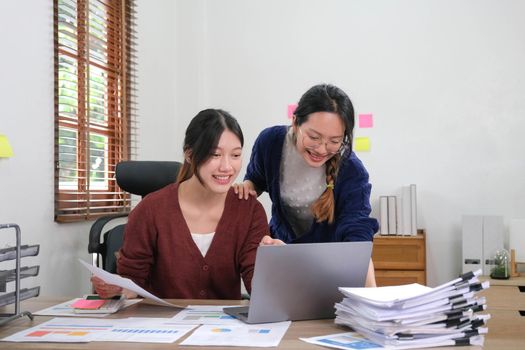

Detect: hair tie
[326, 183, 334, 190]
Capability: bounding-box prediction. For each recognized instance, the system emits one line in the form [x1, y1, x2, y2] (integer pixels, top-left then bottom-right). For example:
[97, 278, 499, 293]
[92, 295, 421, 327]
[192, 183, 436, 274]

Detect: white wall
[174, 0, 525, 286]
[0, 0, 523, 298]
[0, 0, 179, 297]
[136, 0, 180, 161]
[0, 1, 90, 297]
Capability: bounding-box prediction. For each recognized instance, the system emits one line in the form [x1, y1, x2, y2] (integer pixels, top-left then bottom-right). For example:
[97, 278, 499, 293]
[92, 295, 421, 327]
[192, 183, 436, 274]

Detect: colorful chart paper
[169, 305, 243, 325]
[181, 321, 291, 347]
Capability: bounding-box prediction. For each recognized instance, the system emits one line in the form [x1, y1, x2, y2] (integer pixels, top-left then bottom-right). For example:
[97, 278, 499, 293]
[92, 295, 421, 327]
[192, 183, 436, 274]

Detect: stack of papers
[333, 269, 490, 349]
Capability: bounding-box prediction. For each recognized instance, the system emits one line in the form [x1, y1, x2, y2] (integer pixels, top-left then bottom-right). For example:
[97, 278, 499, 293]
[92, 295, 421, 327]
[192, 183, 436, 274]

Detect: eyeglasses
[298, 127, 346, 153]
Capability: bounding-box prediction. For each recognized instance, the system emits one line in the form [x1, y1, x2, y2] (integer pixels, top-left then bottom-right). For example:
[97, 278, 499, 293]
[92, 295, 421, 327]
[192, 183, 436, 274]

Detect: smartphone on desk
[72, 294, 126, 314]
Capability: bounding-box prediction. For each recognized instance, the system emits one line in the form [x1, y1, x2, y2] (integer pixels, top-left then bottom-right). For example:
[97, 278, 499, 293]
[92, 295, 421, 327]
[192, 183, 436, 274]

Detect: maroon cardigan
[117, 183, 268, 299]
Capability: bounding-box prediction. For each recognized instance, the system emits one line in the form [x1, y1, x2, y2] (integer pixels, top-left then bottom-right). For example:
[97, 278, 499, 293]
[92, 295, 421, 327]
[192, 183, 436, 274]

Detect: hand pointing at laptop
[260, 235, 285, 246]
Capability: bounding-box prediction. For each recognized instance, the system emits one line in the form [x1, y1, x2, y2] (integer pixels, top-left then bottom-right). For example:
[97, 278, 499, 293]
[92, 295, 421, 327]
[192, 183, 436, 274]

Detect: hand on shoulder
[233, 180, 257, 200]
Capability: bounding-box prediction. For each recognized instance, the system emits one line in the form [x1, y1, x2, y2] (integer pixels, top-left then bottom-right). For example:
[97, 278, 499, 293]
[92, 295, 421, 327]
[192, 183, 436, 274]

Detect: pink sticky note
[287, 104, 297, 119]
[71, 299, 106, 309]
[358, 114, 373, 128]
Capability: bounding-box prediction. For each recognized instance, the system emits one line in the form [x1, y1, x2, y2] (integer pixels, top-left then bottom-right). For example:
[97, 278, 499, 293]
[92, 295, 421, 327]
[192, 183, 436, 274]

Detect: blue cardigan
[245, 125, 378, 243]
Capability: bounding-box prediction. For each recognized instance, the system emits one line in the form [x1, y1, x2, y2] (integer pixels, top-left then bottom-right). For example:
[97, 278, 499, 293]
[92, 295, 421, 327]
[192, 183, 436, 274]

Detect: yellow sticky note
[0, 134, 14, 157]
[354, 137, 370, 152]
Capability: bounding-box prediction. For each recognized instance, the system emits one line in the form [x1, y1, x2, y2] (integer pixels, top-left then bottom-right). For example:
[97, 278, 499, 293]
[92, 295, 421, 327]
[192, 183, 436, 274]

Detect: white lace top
[280, 127, 326, 237]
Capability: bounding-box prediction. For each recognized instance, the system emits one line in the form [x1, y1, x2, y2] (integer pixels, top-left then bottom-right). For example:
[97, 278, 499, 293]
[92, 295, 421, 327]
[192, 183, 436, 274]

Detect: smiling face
[196, 129, 242, 193]
[294, 111, 345, 167]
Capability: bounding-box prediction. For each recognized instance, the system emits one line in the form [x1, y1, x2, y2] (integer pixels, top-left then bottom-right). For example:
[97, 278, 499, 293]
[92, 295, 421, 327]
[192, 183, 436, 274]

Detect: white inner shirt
[191, 232, 215, 257]
[280, 127, 326, 237]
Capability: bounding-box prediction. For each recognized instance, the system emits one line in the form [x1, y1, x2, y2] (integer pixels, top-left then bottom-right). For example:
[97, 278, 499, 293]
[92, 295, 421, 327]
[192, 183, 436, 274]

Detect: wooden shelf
[372, 229, 426, 286]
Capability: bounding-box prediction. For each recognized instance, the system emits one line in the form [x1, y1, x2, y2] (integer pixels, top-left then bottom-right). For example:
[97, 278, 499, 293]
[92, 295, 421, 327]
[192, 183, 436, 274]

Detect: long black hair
[176, 109, 243, 184]
[294, 84, 354, 152]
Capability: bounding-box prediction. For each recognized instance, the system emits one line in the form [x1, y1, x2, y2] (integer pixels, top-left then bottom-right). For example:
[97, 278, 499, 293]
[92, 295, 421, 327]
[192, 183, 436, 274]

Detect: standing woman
[234, 84, 379, 286]
[92, 109, 268, 299]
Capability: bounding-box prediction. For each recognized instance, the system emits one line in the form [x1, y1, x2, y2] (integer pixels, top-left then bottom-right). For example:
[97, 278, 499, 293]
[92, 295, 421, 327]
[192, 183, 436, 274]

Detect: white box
[462, 215, 483, 273]
[462, 215, 504, 275]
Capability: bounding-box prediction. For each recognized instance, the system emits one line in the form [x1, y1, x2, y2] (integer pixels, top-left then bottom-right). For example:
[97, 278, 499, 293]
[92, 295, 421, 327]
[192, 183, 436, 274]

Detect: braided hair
[293, 84, 354, 223]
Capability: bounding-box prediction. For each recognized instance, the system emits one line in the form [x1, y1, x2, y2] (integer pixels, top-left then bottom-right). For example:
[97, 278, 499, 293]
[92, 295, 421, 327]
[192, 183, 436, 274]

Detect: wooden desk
[0, 297, 523, 349]
[479, 276, 525, 310]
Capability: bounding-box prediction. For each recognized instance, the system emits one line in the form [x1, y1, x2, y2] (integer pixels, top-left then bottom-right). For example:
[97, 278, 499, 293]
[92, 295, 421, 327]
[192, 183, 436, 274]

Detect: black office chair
[88, 160, 182, 273]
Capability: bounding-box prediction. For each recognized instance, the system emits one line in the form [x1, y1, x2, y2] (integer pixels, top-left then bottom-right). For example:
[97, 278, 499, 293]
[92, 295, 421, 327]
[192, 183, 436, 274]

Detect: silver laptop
[223, 241, 372, 323]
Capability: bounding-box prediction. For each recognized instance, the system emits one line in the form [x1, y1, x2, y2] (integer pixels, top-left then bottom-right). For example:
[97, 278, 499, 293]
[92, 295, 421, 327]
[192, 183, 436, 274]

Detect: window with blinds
[54, 0, 137, 222]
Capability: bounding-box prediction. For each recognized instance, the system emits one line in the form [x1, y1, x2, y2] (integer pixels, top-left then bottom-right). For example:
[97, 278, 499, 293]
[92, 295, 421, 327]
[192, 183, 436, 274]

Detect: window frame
[54, 0, 136, 222]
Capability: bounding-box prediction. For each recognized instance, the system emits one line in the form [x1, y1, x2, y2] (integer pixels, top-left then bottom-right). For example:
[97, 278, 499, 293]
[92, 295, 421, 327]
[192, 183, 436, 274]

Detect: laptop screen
[226, 241, 372, 323]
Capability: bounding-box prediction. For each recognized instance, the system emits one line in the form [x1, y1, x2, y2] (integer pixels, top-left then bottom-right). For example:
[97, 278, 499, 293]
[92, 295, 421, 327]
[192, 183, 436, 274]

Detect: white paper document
[92, 317, 197, 343]
[339, 283, 432, 307]
[339, 269, 482, 309]
[170, 305, 244, 325]
[300, 332, 384, 350]
[301, 332, 485, 350]
[2, 317, 115, 343]
[2, 317, 197, 344]
[79, 259, 184, 308]
[33, 298, 142, 317]
[180, 321, 291, 347]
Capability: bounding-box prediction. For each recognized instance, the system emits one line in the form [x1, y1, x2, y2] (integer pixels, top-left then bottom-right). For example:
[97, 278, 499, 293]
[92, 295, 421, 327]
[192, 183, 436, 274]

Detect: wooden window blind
[54, 0, 137, 222]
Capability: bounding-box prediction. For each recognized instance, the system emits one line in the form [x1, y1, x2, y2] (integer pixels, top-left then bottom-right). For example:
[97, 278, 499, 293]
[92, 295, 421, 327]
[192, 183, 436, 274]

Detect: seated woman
[92, 109, 269, 299]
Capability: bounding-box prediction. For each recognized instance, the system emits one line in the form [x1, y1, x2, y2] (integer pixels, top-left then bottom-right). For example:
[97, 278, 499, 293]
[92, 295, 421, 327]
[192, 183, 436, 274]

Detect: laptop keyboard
[239, 312, 249, 317]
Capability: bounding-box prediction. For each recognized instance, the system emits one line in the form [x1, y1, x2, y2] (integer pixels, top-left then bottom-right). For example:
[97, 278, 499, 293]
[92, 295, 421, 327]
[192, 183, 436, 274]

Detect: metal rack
[0, 223, 40, 326]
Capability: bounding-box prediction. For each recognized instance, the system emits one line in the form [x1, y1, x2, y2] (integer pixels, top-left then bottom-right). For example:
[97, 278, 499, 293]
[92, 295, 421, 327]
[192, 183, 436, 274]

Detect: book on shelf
[387, 196, 397, 235]
[379, 196, 389, 235]
[410, 184, 417, 236]
[377, 184, 418, 236]
[401, 185, 412, 235]
[396, 196, 403, 236]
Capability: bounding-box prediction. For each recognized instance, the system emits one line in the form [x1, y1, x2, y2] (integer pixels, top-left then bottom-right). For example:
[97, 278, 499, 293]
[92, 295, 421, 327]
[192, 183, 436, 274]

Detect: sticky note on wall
[287, 104, 297, 119]
[358, 114, 373, 128]
[354, 137, 370, 152]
